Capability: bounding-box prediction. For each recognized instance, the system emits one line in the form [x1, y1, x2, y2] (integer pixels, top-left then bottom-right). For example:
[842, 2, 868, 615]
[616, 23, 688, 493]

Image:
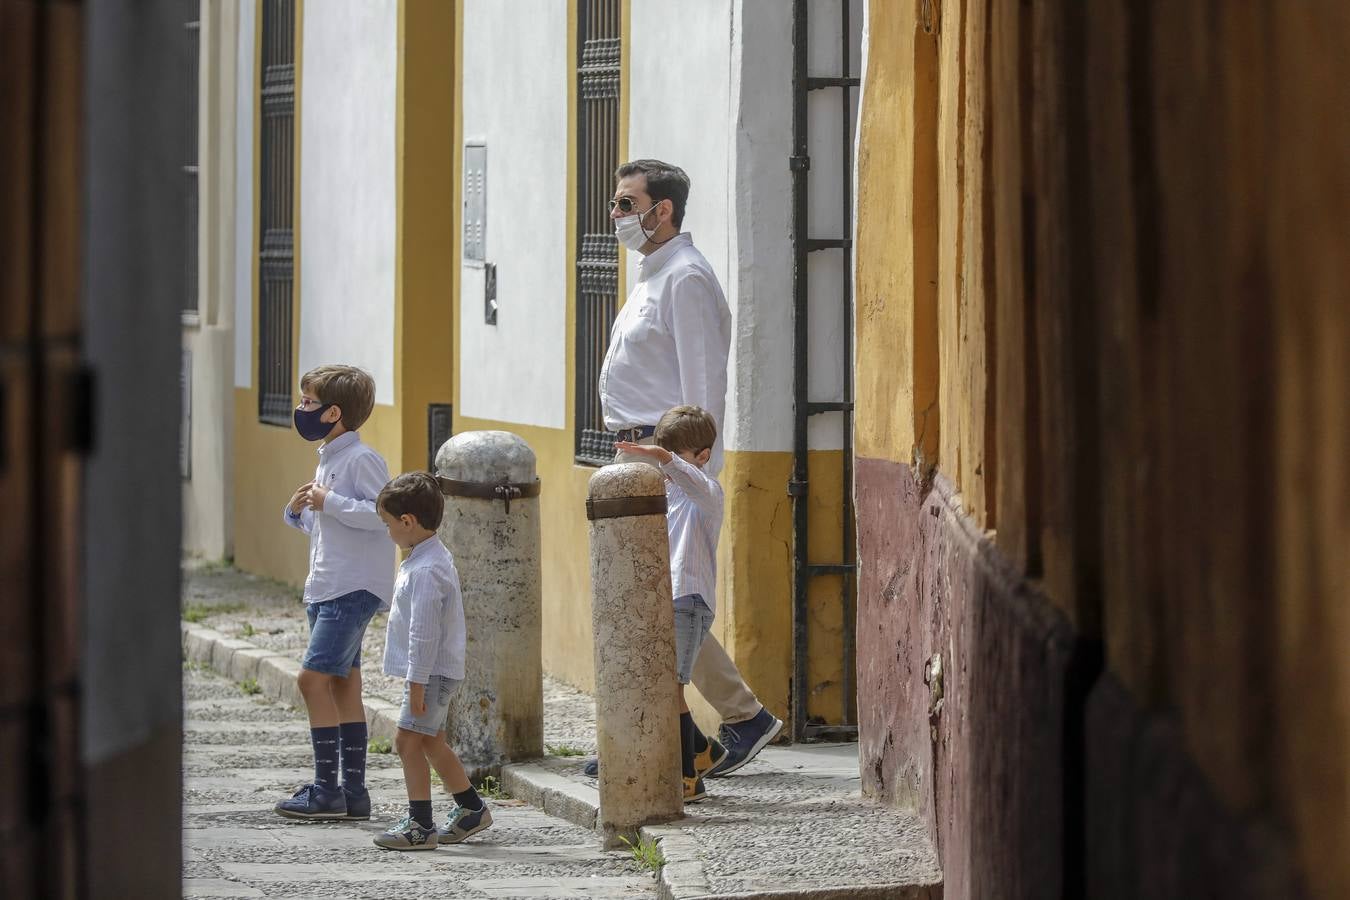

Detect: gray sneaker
[437, 803, 493, 844]
[373, 816, 439, 851]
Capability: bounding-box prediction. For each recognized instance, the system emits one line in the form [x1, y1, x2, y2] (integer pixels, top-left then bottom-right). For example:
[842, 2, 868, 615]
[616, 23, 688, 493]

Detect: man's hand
[615, 441, 673, 464]
[408, 681, 426, 716]
[288, 481, 314, 515]
[308, 483, 330, 512]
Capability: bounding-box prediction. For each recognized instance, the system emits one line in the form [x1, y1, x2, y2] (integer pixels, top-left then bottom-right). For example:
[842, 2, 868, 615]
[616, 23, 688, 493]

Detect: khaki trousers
[615, 441, 763, 725]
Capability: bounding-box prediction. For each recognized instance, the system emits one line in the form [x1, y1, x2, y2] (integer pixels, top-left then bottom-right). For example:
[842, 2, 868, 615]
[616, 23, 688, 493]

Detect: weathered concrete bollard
[587, 463, 682, 848]
[436, 431, 543, 780]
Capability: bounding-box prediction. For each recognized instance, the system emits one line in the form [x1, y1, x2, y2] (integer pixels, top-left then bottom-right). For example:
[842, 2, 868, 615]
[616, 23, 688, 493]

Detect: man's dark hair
[616, 159, 690, 228]
[378, 472, 445, 531]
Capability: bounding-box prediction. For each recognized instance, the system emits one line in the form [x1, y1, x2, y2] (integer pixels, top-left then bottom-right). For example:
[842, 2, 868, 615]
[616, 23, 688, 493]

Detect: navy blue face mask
[293, 403, 337, 442]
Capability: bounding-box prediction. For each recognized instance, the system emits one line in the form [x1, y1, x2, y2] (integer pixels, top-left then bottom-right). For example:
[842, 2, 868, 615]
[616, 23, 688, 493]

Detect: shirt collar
[638, 232, 692, 281]
[406, 535, 441, 564]
[319, 431, 359, 456]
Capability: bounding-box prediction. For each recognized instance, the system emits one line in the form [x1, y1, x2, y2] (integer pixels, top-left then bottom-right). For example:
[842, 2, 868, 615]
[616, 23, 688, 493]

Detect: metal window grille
[258, 0, 296, 425]
[574, 0, 620, 465]
[184, 4, 200, 315]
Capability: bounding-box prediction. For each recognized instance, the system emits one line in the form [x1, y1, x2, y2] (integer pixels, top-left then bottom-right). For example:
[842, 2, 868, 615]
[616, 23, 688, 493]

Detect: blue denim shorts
[673, 594, 714, 684]
[302, 590, 381, 676]
[398, 674, 462, 736]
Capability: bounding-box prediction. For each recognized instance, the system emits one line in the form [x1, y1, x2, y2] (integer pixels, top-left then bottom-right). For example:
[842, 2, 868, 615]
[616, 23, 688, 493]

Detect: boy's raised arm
[322, 452, 390, 531]
[660, 453, 723, 518]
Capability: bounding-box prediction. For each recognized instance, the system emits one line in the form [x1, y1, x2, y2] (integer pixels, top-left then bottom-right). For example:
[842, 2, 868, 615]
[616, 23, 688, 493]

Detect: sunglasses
[608, 196, 659, 214]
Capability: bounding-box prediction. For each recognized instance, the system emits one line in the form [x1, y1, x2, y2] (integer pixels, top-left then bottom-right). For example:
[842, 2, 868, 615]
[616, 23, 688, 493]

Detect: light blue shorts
[673, 594, 714, 685]
[398, 673, 462, 736]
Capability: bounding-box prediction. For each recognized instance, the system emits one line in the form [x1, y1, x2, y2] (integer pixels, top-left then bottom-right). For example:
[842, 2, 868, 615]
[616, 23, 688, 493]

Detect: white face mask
[614, 203, 658, 251]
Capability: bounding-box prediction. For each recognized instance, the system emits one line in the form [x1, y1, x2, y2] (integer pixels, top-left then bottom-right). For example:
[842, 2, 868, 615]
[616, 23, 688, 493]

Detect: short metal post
[435, 431, 543, 780]
[586, 463, 682, 848]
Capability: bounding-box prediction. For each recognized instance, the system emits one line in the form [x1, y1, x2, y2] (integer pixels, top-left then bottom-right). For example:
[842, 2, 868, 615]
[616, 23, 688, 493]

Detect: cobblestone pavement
[184, 562, 941, 898]
[182, 663, 655, 899]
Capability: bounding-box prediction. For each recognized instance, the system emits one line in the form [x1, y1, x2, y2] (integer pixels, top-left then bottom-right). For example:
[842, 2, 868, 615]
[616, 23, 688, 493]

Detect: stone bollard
[436, 431, 543, 781]
[587, 463, 682, 848]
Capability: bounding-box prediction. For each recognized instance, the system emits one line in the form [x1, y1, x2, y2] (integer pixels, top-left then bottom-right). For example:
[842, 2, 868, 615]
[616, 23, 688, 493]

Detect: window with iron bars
[258, 0, 296, 425]
[574, 0, 620, 465]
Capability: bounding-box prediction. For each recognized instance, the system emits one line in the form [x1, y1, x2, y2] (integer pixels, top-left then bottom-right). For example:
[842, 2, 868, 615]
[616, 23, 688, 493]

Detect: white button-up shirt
[381, 537, 465, 683]
[660, 453, 724, 616]
[282, 431, 396, 608]
[599, 233, 732, 474]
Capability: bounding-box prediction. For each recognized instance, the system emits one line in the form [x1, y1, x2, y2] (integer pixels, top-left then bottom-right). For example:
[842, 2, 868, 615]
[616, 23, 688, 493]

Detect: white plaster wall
[184, 0, 238, 560]
[298, 0, 397, 405]
[459, 0, 568, 429]
[232, 0, 254, 389]
[727, 0, 793, 452]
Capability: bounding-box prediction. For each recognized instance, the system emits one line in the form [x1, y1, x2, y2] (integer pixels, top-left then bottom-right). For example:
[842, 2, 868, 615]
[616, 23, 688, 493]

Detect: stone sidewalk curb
[502, 762, 717, 900]
[181, 622, 403, 742]
[500, 763, 939, 900]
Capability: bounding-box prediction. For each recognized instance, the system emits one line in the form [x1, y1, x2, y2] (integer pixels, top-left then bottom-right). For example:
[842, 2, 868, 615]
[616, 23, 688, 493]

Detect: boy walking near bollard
[616, 405, 728, 802]
[373, 473, 493, 851]
[276, 366, 393, 821]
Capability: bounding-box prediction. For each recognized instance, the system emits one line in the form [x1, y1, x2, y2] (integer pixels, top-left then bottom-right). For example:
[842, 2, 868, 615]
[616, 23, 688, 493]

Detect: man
[593, 158, 782, 777]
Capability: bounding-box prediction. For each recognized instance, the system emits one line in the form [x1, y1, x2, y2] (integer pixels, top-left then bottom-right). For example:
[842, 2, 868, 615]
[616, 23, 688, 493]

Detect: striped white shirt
[382, 536, 465, 683]
[282, 431, 396, 608]
[660, 453, 724, 616]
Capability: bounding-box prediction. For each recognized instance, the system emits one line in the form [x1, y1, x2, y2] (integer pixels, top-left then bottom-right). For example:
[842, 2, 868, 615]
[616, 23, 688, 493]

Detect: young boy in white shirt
[372, 472, 492, 850]
[616, 404, 727, 803]
[276, 365, 395, 821]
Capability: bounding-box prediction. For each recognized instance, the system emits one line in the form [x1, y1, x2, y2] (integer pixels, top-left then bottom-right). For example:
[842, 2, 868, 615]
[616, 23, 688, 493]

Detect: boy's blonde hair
[300, 365, 376, 431]
[377, 472, 445, 531]
[654, 405, 717, 455]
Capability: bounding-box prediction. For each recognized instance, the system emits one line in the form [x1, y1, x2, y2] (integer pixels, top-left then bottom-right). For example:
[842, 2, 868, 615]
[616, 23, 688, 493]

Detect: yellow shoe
[693, 738, 728, 778]
[683, 775, 707, 803]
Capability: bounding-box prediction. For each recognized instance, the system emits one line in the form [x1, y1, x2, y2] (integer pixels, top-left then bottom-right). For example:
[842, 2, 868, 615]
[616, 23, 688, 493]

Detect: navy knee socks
[311, 726, 341, 790]
[339, 721, 368, 794]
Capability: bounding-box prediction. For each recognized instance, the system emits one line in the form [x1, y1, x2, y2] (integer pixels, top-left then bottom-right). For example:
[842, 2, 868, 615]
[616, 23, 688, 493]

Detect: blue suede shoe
[274, 783, 348, 820]
[707, 707, 783, 777]
[342, 786, 371, 820]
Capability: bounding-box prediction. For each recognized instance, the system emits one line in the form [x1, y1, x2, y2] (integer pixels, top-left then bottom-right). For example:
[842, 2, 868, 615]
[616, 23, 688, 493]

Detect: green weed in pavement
[182, 602, 244, 623]
[477, 775, 510, 799]
[620, 835, 664, 873]
[546, 743, 587, 757]
[239, 678, 261, 696]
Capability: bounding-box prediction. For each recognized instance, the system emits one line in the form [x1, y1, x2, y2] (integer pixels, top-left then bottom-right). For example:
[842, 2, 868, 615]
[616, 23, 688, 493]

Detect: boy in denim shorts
[275, 365, 395, 821]
[615, 405, 726, 803]
[372, 473, 491, 851]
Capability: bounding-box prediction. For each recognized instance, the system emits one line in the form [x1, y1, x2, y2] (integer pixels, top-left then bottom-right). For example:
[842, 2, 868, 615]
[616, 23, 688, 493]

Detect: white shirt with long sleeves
[659, 453, 724, 616]
[598, 233, 732, 474]
[282, 431, 396, 608]
[381, 537, 466, 683]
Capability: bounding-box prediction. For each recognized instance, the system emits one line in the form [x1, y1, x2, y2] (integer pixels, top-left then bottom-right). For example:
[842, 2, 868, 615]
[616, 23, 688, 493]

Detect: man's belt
[612, 425, 657, 442]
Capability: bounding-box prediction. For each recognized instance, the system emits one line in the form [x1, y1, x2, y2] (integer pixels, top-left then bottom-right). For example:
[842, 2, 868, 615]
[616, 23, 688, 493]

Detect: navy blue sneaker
[342, 786, 371, 820]
[707, 707, 782, 777]
[437, 803, 493, 844]
[275, 783, 348, 820]
[582, 757, 598, 777]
